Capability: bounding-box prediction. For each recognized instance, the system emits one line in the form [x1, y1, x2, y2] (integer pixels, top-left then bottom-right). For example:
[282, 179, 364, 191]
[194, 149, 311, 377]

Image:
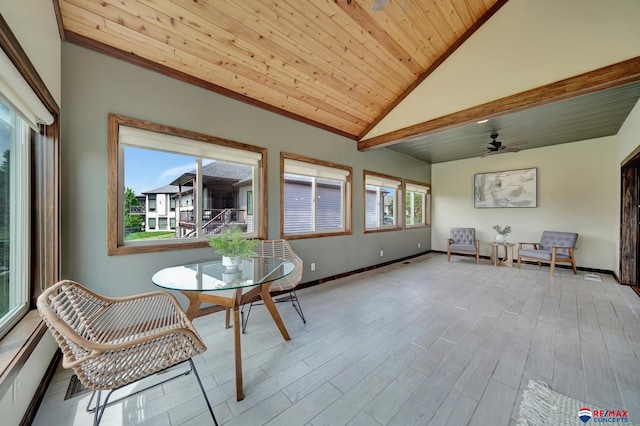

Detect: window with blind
[405, 180, 431, 227]
[364, 171, 402, 232]
[108, 115, 267, 255]
[0, 28, 58, 338]
[281, 153, 352, 239]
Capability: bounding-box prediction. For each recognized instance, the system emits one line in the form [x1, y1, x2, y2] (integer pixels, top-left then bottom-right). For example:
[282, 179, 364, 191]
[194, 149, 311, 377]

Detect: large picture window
[281, 153, 352, 239]
[364, 171, 401, 232]
[108, 114, 267, 255]
[405, 180, 431, 227]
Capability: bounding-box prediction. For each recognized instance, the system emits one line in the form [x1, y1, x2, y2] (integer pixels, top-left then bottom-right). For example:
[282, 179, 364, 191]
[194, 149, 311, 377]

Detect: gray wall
[61, 43, 431, 299]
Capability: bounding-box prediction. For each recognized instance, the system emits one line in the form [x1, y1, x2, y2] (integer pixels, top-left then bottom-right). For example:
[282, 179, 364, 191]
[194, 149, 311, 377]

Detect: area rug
[517, 380, 638, 425]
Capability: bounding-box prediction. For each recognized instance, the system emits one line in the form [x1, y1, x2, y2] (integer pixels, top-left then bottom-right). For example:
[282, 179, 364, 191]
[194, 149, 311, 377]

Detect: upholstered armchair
[447, 228, 480, 264]
[517, 231, 578, 276]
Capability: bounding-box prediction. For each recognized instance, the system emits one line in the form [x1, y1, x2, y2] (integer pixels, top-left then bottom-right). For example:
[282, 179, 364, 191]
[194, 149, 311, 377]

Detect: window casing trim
[363, 170, 403, 233]
[280, 152, 352, 240]
[108, 114, 267, 255]
[404, 179, 431, 228]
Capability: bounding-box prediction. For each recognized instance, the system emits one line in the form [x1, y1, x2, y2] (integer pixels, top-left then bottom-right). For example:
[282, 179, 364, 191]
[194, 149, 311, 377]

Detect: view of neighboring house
[134, 160, 254, 238]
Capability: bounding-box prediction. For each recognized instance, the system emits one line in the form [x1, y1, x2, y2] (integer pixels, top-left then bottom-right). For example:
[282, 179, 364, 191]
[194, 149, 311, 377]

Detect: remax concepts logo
[579, 408, 593, 423]
[578, 407, 630, 423]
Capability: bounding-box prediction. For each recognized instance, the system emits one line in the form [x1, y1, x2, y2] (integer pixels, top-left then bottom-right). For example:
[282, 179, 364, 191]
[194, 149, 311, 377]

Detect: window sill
[0, 310, 47, 400]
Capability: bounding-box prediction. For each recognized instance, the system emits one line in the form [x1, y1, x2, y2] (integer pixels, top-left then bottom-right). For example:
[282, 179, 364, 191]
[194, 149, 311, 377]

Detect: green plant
[207, 226, 258, 258]
[493, 225, 512, 235]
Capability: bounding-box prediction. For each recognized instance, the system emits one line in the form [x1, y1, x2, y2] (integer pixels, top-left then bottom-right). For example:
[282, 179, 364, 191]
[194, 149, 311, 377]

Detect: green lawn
[124, 231, 176, 241]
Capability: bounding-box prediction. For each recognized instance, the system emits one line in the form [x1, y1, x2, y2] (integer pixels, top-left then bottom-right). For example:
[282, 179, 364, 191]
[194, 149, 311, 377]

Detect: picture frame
[474, 167, 537, 208]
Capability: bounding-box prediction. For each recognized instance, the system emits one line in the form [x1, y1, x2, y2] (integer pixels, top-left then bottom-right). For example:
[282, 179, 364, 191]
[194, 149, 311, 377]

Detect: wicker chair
[240, 239, 305, 332]
[37, 280, 218, 426]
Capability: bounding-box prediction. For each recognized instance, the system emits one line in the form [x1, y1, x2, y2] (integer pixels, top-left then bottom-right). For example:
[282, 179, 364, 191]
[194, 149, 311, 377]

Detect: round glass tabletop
[152, 257, 294, 292]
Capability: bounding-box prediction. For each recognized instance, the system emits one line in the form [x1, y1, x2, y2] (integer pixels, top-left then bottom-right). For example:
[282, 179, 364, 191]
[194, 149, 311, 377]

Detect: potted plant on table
[207, 226, 258, 271]
[492, 225, 512, 244]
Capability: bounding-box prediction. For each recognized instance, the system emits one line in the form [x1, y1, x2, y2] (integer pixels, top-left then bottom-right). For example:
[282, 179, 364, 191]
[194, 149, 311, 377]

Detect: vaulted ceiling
[54, 0, 640, 163]
[55, 0, 505, 137]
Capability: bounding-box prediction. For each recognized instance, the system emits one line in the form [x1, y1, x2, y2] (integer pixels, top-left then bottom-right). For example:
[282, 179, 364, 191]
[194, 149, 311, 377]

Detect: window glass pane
[365, 186, 378, 228]
[364, 172, 399, 231]
[382, 187, 396, 225]
[316, 178, 343, 230]
[0, 99, 28, 330]
[406, 191, 425, 225]
[283, 173, 313, 234]
[123, 146, 256, 243]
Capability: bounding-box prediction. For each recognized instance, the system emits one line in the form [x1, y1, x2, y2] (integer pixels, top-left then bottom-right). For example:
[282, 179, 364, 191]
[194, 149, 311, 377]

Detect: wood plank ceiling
[55, 0, 504, 139]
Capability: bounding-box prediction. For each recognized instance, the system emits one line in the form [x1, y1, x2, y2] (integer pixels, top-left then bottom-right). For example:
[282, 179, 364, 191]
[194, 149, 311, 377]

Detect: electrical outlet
[310, 262, 316, 271]
[380, 250, 384, 257]
[418, 242, 421, 248]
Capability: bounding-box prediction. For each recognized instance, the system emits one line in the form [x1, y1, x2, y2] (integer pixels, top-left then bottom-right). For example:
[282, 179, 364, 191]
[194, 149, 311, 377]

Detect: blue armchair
[517, 231, 578, 275]
[447, 228, 480, 264]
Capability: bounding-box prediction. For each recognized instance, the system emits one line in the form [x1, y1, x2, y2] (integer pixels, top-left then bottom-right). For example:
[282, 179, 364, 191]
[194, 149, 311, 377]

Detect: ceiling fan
[481, 133, 527, 158]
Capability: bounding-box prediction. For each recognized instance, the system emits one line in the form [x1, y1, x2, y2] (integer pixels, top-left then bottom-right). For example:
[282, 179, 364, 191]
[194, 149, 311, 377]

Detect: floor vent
[64, 374, 91, 400]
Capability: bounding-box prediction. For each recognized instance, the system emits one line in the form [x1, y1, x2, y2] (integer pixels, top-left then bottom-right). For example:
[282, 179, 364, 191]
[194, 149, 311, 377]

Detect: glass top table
[152, 257, 294, 292]
[152, 256, 294, 401]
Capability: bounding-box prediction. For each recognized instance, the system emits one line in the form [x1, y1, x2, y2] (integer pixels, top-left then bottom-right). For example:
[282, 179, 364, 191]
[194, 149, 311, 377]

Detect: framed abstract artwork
[474, 167, 537, 208]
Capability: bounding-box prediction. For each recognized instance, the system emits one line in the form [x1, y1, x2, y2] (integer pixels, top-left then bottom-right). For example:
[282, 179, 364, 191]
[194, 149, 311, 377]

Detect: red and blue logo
[579, 408, 593, 423]
[579, 407, 630, 423]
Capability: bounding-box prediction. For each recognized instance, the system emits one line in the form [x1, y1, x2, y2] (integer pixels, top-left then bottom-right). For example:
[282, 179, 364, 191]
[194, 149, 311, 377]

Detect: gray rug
[517, 380, 638, 425]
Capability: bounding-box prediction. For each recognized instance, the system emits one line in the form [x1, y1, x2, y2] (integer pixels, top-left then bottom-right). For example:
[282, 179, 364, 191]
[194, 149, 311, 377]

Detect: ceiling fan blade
[502, 148, 521, 153]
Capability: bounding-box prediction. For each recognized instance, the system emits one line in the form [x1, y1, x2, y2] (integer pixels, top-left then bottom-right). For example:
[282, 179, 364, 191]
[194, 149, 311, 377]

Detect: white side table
[490, 242, 515, 267]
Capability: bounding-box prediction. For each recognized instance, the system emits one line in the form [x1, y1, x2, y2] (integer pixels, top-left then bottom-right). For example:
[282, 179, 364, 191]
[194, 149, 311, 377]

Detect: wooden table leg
[182, 291, 202, 320]
[260, 286, 291, 341]
[232, 304, 244, 401]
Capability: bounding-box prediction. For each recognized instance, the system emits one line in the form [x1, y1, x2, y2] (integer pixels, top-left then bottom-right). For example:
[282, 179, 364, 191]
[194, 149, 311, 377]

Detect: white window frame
[364, 171, 402, 232]
[0, 105, 30, 337]
[404, 180, 431, 228]
[281, 153, 352, 239]
[108, 114, 267, 255]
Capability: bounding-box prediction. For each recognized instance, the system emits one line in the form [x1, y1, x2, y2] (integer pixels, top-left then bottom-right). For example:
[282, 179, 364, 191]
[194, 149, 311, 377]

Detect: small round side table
[490, 242, 516, 267]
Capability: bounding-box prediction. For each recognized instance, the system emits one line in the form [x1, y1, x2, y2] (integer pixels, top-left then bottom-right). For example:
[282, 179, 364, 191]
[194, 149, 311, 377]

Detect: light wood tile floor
[33, 254, 640, 425]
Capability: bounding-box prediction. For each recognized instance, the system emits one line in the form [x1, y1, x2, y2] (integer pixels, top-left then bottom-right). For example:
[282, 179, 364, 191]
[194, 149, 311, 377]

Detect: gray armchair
[447, 228, 480, 264]
[517, 231, 578, 275]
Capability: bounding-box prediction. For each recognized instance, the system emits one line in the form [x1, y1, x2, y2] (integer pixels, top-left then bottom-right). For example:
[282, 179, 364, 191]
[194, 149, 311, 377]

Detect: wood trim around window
[107, 114, 267, 255]
[363, 170, 403, 233]
[0, 12, 61, 403]
[403, 179, 431, 229]
[280, 152, 353, 240]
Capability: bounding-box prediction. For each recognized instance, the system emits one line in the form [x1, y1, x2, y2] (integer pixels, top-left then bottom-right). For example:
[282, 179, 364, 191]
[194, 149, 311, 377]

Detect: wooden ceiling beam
[358, 56, 640, 150]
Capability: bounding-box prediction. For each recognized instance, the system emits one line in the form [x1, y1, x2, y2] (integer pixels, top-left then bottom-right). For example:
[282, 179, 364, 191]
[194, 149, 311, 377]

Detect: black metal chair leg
[241, 300, 254, 333]
[190, 359, 218, 426]
[289, 289, 306, 323]
[84, 360, 218, 425]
